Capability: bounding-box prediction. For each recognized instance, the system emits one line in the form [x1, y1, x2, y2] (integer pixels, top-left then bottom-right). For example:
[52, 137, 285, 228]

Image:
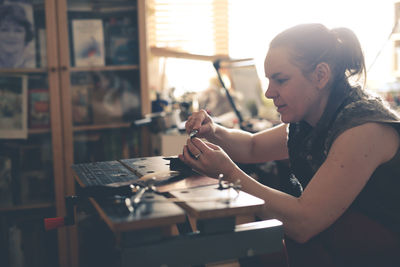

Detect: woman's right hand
[185, 109, 216, 140]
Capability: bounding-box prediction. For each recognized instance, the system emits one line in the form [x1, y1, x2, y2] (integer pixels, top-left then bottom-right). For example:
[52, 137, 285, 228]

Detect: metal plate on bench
[169, 184, 265, 219]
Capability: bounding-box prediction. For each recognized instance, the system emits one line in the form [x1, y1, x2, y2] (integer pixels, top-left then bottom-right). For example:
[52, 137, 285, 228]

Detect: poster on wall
[0, 75, 28, 139]
[0, 0, 36, 68]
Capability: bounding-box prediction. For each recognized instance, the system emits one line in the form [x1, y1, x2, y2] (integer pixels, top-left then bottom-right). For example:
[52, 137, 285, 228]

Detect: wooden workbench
[72, 156, 284, 266]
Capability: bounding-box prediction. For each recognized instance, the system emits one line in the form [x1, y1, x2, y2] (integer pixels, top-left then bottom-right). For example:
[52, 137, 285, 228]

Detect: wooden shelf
[0, 202, 54, 212]
[0, 68, 48, 73]
[150, 46, 229, 62]
[29, 128, 51, 134]
[68, 0, 137, 11]
[70, 65, 139, 72]
[0, 1, 150, 266]
[73, 122, 132, 132]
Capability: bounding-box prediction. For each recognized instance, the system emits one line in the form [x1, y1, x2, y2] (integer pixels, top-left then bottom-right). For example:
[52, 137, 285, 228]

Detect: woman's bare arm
[218, 122, 399, 242]
[209, 123, 289, 163]
[185, 110, 289, 163]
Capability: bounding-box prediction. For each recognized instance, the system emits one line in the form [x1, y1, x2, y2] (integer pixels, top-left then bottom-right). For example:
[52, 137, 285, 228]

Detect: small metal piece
[125, 197, 134, 213]
[132, 186, 147, 207]
[189, 129, 199, 138]
[125, 178, 158, 213]
[130, 184, 141, 193]
[194, 152, 201, 160]
[125, 186, 147, 213]
[218, 174, 224, 189]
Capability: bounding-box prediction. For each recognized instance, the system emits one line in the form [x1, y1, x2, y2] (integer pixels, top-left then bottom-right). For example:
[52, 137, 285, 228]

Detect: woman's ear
[313, 62, 331, 89]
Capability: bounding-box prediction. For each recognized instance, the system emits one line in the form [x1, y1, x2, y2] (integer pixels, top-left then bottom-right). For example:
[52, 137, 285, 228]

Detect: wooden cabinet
[0, 0, 149, 266]
[0, 1, 66, 266]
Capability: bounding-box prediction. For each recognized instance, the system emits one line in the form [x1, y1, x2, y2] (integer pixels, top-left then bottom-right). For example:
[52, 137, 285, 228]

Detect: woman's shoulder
[326, 88, 400, 148]
[330, 122, 399, 168]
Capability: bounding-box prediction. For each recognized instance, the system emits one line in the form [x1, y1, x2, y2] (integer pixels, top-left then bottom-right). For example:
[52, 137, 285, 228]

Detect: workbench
[71, 156, 284, 267]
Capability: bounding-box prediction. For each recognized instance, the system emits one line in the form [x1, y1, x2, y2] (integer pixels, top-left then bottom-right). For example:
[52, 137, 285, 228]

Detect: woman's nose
[265, 84, 276, 99]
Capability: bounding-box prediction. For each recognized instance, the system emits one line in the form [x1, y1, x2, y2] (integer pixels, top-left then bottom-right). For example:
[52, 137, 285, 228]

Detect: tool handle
[132, 187, 147, 206]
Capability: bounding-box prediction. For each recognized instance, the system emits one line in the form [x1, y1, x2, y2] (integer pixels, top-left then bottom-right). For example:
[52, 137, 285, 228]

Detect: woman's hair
[269, 23, 366, 88]
[0, 4, 34, 44]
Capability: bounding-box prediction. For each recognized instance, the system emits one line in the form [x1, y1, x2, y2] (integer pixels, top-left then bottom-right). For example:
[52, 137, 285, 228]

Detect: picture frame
[0, 75, 28, 139]
[72, 19, 105, 67]
[0, 0, 36, 68]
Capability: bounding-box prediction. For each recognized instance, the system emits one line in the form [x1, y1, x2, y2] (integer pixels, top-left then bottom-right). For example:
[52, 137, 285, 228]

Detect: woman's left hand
[178, 137, 237, 180]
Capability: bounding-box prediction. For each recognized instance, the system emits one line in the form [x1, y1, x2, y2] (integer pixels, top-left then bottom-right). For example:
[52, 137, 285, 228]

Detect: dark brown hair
[269, 23, 366, 88]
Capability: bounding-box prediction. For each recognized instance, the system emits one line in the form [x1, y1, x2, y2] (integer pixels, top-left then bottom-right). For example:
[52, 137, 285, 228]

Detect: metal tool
[189, 129, 198, 138]
[125, 178, 157, 213]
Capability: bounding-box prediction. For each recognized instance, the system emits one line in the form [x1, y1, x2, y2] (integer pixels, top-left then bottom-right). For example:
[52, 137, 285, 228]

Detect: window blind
[148, 0, 230, 56]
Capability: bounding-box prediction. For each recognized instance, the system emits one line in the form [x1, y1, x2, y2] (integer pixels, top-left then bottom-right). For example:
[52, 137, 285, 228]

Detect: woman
[179, 23, 400, 267]
[0, 3, 35, 68]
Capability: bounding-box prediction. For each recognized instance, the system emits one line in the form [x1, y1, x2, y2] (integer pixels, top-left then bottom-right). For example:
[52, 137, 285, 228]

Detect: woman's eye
[277, 78, 288, 84]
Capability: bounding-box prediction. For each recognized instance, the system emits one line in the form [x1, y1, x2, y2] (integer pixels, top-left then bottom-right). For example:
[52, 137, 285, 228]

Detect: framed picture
[0, 155, 13, 206]
[0, 0, 36, 68]
[0, 75, 28, 138]
[72, 19, 105, 67]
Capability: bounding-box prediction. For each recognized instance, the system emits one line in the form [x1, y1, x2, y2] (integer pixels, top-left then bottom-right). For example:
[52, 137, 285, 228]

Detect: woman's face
[0, 19, 26, 54]
[264, 47, 328, 126]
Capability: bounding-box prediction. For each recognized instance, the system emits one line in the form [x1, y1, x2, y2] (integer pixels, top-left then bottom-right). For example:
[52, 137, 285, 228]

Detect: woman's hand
[185, 109, 216, 140]
[178, 137, 238, 180]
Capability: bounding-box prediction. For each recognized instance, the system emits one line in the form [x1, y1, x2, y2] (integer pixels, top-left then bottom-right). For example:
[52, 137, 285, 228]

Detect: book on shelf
[0, 0, 36, 68]
[8, 225, 24, 267]
[33, 5, 47, 68]
[0, 155, 13, 207]
[71, 72, 93, 125]
[71, 19, 105, 67]
[37, 28, 47, 68]
[0, 75, 28, 139]
[28, 88, 50, 128]
[104, 15, 139, 65]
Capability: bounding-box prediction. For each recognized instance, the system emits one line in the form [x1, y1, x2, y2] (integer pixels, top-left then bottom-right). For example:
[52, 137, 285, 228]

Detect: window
[228, 0, 398, 91]
[147, 0, 230, 100]
[148, 0, 229, 56]
[148, 0, 398, 99]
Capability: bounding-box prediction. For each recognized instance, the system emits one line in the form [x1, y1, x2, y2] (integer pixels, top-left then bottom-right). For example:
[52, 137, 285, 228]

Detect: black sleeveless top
[286, 82, 400, 235]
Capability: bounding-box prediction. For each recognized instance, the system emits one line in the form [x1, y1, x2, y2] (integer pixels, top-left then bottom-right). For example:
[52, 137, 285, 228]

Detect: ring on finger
[194, 152, 201, 160]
